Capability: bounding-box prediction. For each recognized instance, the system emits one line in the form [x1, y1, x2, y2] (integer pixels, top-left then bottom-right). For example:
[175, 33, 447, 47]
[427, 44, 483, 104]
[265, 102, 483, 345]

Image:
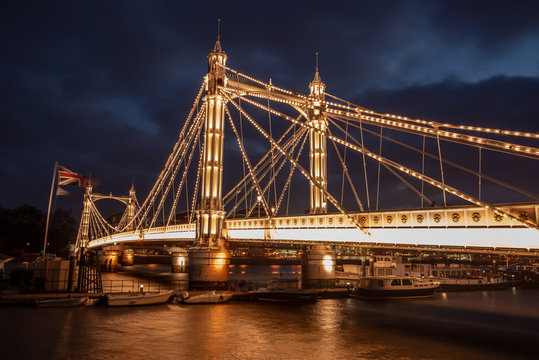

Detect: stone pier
[302, 245, 336, 289]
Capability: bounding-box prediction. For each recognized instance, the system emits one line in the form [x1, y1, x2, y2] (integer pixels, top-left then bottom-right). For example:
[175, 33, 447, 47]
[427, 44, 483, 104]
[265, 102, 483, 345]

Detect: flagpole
[42, 161, 58, 258]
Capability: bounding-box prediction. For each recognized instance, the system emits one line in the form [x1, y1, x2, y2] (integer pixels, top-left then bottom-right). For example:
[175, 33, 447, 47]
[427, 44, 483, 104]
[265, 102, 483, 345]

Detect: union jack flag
[58, 165, 87, 187]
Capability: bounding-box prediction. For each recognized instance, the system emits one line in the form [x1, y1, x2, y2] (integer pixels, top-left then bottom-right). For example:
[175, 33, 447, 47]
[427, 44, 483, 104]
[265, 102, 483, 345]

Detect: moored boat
[351, 276, 439, 300]
[106, 290, 174, 306]
[178, 291, 233, 304]
[249, 279, 318, 302]
[437, 274, 508, 291]
[35, 296, 88, 307]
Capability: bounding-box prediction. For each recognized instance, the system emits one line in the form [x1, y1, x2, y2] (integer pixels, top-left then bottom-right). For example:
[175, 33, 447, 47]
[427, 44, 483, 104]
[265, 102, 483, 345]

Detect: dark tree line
[0, 205, 78, 257]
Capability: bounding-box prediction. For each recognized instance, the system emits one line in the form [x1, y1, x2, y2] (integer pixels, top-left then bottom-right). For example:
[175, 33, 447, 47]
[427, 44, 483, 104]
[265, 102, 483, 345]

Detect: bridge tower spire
[189, 25, 231, 288]
[308, 52, 328, 214]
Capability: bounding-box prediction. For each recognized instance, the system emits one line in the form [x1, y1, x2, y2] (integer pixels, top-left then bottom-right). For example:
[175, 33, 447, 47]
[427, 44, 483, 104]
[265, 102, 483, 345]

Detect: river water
[1, 265, 538, 360]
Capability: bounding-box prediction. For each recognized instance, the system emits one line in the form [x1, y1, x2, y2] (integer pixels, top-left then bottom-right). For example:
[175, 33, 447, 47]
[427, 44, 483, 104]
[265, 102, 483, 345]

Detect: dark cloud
[0, 0, 537, 217]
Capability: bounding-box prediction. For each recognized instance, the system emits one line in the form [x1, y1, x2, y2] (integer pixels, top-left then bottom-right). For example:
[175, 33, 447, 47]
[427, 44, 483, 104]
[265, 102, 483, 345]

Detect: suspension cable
[225, 93, 371, 235]
[189, 125, 204, 224]
[328, 117, 432, 207]
[479, 147, 482, 201]
[166, 120, 202, 226]
[421, 135, 426, 208]
[358, 114, 371, 210]
[226, 126, 307, 218]
[331, 115, 539, 200]
[233, 93, 538, 230]
[225, 106, 271, 219]
[274, 129, 309, 215]
[122, 87, 205, 232]
[435, 126, 447, 206]
[327, 127, 364, 211]
[376, 126, 383, 210]
[149, 107, 204, 228]
[222, 115, 303, 202]
[340, 116, 349, 205]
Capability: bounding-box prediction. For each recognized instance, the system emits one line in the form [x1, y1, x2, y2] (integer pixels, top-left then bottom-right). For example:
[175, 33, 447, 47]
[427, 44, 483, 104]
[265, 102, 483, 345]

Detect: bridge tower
[188, 34, 231, 289]
[303, 57, 336, 288]
[308, 57, 328, 214]
[125, 183, 136, 231]
[78, 184, 92, 249]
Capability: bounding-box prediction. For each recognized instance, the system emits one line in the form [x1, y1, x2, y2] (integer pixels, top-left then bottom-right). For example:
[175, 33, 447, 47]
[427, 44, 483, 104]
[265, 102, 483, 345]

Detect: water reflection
[4, 265, 536, 359]
[1, 292, 538, 360]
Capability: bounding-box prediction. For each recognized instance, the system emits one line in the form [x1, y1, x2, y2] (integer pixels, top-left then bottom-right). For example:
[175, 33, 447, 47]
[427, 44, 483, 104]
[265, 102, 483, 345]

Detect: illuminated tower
[195, 35, 227, 246]
[125, 183, 136, 231]
[308, 57, 328, 214]
[78, 184, 92, 249]
[189, 30, 230, 289]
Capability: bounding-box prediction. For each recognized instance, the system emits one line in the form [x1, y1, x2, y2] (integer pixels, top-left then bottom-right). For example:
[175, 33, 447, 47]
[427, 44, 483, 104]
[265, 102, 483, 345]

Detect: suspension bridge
[75, 36, 539, 287]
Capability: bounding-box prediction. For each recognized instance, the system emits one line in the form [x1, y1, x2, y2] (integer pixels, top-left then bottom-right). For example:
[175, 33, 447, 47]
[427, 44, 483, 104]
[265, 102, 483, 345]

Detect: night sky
[1, 0, 538, 219]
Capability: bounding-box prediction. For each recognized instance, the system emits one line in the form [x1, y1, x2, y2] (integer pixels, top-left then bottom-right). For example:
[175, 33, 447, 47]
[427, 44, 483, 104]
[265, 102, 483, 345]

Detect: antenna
[315, 52, 319, 72]
[217, 18, 221, 40]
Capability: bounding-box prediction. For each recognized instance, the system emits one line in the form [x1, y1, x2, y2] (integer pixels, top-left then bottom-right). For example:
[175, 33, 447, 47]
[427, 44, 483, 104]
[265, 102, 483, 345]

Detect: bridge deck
[88, 203, 539, 251]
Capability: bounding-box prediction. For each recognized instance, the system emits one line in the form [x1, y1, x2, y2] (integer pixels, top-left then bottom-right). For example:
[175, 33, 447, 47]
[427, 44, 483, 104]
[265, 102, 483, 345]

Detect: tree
[0, 205, 78, 257]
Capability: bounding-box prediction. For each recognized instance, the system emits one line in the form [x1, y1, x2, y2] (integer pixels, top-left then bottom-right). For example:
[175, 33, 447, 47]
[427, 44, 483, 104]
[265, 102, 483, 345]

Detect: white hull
[181, 291, 233, 304]
[106, 291, 173, 306]
[35, 297, 88, 307]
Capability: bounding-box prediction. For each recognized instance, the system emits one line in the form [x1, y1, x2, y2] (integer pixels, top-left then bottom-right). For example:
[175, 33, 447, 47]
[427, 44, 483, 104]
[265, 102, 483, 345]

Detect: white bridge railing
[88, 203, 539, 250]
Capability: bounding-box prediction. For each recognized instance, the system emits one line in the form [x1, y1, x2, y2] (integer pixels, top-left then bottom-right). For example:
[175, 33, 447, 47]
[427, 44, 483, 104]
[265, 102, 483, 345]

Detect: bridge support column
[171, 250, 189, 273]
[308, 61, 328, 215]
[189, 36, 231, 289]
[302, 245, 335, 289]
[99, 250, 119, 272]
[120, 249, 134, 266]
[188, 248, 230, 289]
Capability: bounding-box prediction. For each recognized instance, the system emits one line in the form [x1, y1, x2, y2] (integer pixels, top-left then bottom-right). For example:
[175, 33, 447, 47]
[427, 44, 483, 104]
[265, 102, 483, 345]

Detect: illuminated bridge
[77, 35, 539, 285]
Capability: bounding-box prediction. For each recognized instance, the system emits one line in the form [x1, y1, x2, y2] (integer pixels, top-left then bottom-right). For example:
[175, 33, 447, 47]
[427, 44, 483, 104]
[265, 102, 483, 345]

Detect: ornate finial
[213, 18, 223, 52]
[313, 52, 321, 82]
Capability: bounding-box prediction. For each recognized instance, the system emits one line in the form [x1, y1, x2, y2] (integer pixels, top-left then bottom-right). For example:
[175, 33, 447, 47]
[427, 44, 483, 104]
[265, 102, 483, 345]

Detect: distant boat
[351, 276, 439, 300]
[35, 296, 88, 307]
[249, 279, 318, 302]
[437, 275, 508, 291]
[106, 290, 174, 306]
[178, 291, 233, 304]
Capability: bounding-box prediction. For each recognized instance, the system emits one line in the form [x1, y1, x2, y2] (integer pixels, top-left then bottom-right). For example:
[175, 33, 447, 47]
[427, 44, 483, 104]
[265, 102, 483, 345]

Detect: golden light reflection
[323, 255, 333, 272]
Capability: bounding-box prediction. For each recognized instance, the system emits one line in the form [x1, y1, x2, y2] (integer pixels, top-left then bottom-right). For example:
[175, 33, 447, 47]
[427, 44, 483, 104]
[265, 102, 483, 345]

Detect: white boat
[106, 290, 174, 306]
[179, 291, 233, 304]
[351, 276, 439, 300]
[436, 275, 508, 291]
[35, 296, 88, 307]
